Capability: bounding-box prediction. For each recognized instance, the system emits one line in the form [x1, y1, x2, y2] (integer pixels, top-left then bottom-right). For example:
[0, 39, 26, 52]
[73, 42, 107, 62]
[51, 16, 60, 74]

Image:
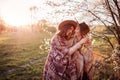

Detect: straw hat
[58, 20, 78, 30]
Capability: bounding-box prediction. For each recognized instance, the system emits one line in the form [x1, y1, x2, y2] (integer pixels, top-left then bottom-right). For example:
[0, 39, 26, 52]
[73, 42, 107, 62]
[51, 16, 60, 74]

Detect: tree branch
[105, 0, 120, 44]
[91, 32, 114, 49]
[113, 0, 120, 25]
[84, 9, 118, 41]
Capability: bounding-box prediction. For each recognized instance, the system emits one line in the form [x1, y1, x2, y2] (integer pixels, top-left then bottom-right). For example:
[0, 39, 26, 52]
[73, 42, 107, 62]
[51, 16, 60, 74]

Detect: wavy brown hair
[57, 24, 75, 39]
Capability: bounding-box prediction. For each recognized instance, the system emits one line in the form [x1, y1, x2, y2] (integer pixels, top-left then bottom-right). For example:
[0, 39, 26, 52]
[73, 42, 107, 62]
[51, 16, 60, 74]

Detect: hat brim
[58, 20, 78, 30]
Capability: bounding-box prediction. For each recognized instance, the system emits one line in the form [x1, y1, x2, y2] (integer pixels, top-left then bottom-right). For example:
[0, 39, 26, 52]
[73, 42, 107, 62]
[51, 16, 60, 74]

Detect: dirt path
[7, 56, 47, 74]
[6, 50, 107, 75]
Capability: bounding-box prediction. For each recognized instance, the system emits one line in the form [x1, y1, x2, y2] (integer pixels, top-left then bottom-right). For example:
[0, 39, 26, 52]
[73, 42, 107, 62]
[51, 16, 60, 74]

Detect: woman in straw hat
[43, 20, 89, 80]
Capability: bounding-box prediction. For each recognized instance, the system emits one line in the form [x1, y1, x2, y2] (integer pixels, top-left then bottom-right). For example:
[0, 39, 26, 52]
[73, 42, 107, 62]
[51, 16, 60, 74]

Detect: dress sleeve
[51, 36, 69, 62]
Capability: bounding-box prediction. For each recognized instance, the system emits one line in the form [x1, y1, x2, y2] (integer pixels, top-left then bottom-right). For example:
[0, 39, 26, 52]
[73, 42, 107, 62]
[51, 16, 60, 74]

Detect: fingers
[80, 38, 87, 44]
[81, 36, 89, 44]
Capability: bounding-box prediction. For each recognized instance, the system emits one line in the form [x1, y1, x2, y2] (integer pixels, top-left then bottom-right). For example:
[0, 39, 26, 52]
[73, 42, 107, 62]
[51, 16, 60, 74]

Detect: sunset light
[2, 14, 31, 27]
[0, 0, 85, 27]
[0, 0, 48, 26]
[0, 0, 120, 79]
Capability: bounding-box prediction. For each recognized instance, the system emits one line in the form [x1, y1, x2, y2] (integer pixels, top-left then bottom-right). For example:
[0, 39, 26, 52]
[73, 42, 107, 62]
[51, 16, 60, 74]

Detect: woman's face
[75, 26, 81, 37]
[66, 26, 74, 38]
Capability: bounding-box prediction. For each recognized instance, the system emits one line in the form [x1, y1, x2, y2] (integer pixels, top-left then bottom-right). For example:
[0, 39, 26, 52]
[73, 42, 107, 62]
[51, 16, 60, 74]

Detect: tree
[81, 0, 120, 49]
[83, 0, 120, 79]
[29, 6, 38, 31]
[0, 18, 6, 33]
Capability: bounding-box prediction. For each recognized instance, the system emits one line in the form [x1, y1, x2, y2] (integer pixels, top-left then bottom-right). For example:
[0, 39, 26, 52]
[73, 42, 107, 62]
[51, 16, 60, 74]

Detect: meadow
[0, 31, 52, 80]
[0, 31, 113, 80]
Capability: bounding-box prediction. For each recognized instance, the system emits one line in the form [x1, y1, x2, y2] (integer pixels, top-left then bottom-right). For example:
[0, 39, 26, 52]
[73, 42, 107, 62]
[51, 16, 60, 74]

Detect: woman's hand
[80, 35, 89, 44]
[69, 36, 89, 55]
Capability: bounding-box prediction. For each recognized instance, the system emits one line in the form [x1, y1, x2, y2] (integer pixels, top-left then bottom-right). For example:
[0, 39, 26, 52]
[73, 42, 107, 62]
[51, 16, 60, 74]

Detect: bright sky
[0, 0, 95, 27]
[0, 0, 43, 26]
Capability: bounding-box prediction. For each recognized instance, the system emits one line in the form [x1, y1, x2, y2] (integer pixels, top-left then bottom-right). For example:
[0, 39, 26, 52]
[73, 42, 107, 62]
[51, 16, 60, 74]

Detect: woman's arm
[50, 35, 88, 61]
[68, 36, 88, 55]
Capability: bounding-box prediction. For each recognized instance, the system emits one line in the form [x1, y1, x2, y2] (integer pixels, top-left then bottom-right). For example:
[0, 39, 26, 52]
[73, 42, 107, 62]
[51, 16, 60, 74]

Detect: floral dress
[43, 34, 77, 80]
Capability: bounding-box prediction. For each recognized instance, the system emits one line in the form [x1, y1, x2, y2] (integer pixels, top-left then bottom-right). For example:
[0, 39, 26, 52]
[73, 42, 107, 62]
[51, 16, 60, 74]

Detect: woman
[79, 23, 94, 80]
[69, 22, 94, 80]
[43, 20, 89, 80]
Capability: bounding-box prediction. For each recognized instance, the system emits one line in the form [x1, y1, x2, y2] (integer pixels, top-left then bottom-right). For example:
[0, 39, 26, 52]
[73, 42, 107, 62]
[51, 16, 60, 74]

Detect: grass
[93, 36, 115, 55]
[0, 31, 53, 80]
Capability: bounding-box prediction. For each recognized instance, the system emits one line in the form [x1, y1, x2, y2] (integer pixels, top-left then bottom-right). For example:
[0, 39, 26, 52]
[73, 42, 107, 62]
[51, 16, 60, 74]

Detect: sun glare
[0, 0, 85, 27]
[2, 16, 31, 27]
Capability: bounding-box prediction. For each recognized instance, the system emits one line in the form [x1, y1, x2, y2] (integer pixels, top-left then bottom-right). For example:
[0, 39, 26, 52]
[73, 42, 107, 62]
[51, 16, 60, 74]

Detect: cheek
[75, 31, 80, 36]
[69, 29, 73, 34]
[66, 31, 71, 35]
[68, 31, 72, 35]
[75, 30, 79, 34]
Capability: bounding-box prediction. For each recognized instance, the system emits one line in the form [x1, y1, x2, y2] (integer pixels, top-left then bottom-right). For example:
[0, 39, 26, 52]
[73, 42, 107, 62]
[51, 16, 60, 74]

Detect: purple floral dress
[43, 34, 77, 80]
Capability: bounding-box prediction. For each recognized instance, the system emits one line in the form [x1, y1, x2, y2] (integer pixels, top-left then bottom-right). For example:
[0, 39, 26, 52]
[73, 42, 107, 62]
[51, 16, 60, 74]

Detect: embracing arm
[50, 35, 88, 60]
[68, 36, 88, 55]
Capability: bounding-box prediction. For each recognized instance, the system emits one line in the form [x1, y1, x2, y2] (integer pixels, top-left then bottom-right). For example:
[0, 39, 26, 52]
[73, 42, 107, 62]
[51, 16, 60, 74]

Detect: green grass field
[0, 31, 53, 80]
[0, 31, 114, 80]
